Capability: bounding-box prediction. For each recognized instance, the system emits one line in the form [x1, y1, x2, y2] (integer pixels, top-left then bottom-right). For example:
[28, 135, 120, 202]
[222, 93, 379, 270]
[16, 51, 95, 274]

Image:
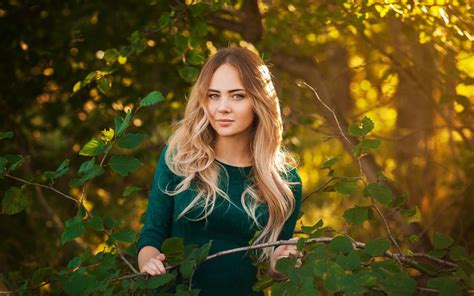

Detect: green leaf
[321, 157, 340, 169]
[336, 250, 360, 271]
[61, 217, 85, 244]
[104, 48, 120, 64]
[433, 232, 454, 250]
[85, 216, 103, 231]
[335, 180, 357, 196]
[69, 165, 104, 188]
[323, 263, 345, 292]
[449, 246, 467, 261]
[179, 66, 199, 83]
[329, 236, 353, 254]
[45, 159, 70, 180]
[4, 154, 23, 172]
[97, 77, 111, 94]
[146, 273, 175, 289]
[427, 276, 462, 296]
[352, 138, 381, 156]
[389, 192, 408, 208]
[366, 183, 392, 206]
[0, 131, 13, 140]
[63, 270, 87, 296]
[111, 228, 136, 243]
[192, 21, 208, 37]
[180, 258, 196, 279]
[0, 157, 5, 172]
[117, 133, 145, 149]
[379, 272, 416, 296]
[161, 237, 185, 265]
[364, 238, 390, 256]
[67, 257, 82, 269]
[108, 155, 143, 176]
[400, 206, 422, 224]
[2, 187, 27, 215]
[348, 116, 374, 137]
[103, 215, 120, 229]
[343, 206, 369, 225]
[115, 110, 132, 137]
[79, 139, 105, 156]
[139, 91, 165, 108]
[188, 51, 205, 65]
[32, 267, 54, 286]
[300, 219, 324, 235]
[123, 186, 142, 197]
[78, 158, 95, 175]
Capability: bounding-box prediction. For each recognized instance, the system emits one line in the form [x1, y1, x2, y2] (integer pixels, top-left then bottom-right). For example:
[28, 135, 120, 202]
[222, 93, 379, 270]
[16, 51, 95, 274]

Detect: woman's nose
[217, 97, 231, 112]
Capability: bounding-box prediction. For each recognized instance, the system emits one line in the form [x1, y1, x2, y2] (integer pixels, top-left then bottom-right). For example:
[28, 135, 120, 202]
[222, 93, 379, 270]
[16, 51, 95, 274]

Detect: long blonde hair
[165, 47, 299, 262]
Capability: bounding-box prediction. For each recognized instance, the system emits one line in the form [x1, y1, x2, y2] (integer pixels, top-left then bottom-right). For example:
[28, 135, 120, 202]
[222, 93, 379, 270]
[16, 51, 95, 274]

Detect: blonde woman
[136, 47, 303, 295]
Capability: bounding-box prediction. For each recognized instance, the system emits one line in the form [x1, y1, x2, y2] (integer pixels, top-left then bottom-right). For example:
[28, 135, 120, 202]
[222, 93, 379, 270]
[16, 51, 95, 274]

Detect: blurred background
[0, 0, 472, 284]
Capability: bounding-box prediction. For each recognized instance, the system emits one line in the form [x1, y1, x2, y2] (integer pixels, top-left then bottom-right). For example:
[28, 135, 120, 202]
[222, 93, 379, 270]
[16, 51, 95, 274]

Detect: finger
[149, 259, 166, 274]
[295, 258, 302, 268]
[143, 265, 158, 276]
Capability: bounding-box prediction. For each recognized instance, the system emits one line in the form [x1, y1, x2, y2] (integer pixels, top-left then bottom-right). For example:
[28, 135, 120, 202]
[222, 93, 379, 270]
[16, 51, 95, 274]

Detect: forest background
[0, 0, 473, 295]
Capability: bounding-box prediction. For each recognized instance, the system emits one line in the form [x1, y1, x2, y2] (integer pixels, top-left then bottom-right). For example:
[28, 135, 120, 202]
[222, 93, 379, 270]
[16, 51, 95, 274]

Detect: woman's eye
[209, 94, 219, 99]
[234, 94, 245, 99]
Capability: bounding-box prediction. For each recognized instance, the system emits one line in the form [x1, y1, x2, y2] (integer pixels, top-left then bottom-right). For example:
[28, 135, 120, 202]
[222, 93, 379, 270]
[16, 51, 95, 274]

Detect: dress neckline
[214, 159, 253, 169]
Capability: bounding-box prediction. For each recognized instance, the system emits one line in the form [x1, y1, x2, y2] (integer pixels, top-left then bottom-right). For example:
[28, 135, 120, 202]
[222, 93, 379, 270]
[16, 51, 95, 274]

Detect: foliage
[1, 0, 472, 295]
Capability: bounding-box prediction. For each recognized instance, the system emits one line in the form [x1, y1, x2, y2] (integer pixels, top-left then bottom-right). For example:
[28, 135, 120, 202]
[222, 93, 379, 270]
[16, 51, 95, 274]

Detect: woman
[136, 47, 303, 295]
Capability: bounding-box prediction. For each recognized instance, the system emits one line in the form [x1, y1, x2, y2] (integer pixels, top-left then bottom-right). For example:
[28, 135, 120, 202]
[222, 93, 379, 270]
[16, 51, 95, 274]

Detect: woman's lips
[216, 119, 234, 127]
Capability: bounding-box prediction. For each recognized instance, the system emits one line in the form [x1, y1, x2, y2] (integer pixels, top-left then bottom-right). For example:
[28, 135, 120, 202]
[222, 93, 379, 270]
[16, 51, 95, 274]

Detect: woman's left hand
[269, 237, 303, 280]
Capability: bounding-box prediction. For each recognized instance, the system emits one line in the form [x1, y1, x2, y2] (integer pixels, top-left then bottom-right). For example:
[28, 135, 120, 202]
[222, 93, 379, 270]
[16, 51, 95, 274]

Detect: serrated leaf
[61, 217, 84, 244]
[180, 258, 196, 279]
[67, 257, 81, 269]
[123, 186, 142, 197]
[321, 157, 339, 169]
[85, 216, 103, 231]
[335, 180, 357, 196]
[78, 158, 95, 175]
[366, 183, 392, 206]
[115, 110, 132, 137]
[108, 155, 143, 176]
[4, 154, 23, 172]
[365, 237, 390, 256]
[97, 77, 111, 94]
[104, 48, 120, 64]
[400, 206, 422, 224]
[0, 131, 13, 140]
[352, 138, 381, 156]
[162, 237, 184, 265]
[179, 66, 199, 83]
[2, 187, 27, 215]
[103, 215, 120, 229]
[117, 133, 145, 149]
[139, 91, 165, 108]
[348, 116, 374, 137]
[146, 273, 175, 289]
[343, 206, 369, 225]
[329, 236, 353, 254]
[336, 250, 360, 271]
[69, 165, 104, 188]
[79, 139, 105, 156]
[300, 219, 324, 235]
[45, 159, 70, 180]
[111, 228, 136, 243]
[427, 276, 462, 296]
[433, 232, 453, 250]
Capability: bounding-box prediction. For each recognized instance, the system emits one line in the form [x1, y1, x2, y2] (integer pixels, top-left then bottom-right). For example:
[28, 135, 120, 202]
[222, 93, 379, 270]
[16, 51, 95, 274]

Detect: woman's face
[205, 63, 255, 141]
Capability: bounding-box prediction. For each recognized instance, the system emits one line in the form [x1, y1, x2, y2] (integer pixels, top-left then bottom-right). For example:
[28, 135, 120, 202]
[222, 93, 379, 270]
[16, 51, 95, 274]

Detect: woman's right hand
[140, 253, 168, 275]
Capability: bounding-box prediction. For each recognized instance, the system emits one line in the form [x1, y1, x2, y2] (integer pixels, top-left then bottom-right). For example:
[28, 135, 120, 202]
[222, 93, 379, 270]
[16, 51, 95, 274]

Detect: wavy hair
[165, 46, 299, 263]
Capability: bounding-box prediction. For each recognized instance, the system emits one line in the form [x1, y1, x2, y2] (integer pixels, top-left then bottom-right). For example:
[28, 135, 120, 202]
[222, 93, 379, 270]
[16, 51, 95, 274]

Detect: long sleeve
[277, 168, 303, 241]
[135, 144, 175, 256]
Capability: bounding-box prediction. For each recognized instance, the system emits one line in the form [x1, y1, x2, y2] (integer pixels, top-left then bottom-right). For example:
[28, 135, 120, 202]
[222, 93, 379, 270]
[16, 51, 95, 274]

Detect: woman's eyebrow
[208, 88, 245, 93]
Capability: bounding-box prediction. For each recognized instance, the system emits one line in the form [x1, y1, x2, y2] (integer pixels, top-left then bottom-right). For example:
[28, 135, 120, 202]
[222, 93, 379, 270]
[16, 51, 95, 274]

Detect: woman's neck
[214, 137, 252, 166]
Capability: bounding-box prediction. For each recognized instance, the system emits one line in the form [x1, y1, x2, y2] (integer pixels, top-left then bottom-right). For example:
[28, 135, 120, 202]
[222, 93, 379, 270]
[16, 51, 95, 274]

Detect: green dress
[136, 144, 302, 296]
